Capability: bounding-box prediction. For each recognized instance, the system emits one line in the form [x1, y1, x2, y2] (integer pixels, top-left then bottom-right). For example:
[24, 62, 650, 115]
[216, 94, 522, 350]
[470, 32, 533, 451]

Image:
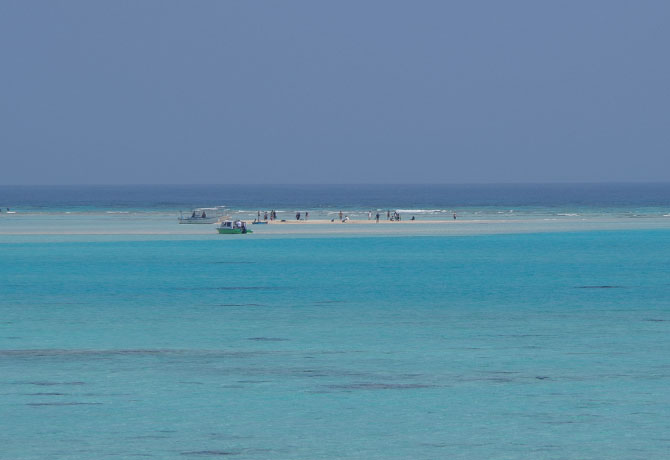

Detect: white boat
[217, 220, 253, 234]
[178, 207, 227, 224]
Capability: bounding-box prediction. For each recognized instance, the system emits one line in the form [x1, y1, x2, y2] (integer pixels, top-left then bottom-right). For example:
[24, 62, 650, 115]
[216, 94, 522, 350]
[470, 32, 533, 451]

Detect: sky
[1, 0, 669, 185]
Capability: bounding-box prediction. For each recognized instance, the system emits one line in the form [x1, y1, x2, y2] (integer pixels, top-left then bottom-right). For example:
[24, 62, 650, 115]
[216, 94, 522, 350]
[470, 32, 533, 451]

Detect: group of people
[335, 210, 402, 223]
[253, 209, 457, 222]
[388, 210, 402, 221]
[364, 210, 403, 222]
[256, 210, 278, 221]
[255, 210, 310, 221]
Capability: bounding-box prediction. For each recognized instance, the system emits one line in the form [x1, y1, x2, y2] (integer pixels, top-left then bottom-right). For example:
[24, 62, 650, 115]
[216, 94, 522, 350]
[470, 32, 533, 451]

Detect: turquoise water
[2, 230, 669, 459]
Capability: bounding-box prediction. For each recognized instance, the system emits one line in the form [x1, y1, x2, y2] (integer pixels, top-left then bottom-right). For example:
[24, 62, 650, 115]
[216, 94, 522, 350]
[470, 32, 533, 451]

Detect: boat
[252, 220, 268, 225]
[178, 207, 226, 224]
[217, 220, 253, 234]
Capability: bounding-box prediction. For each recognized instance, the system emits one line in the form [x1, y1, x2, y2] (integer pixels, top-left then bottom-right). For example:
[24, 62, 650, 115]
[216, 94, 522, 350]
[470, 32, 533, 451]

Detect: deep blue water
[2, 183, 670, 211]
[1, 230, 669, 459]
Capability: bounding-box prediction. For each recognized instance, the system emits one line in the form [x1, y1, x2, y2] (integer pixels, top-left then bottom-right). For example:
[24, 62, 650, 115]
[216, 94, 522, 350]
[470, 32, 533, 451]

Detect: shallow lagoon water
[1, 228, 669, 459]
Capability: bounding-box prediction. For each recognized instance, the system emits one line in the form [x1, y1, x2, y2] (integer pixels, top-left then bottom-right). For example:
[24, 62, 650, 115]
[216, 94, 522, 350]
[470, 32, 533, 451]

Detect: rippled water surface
[1, 231, 670, 459]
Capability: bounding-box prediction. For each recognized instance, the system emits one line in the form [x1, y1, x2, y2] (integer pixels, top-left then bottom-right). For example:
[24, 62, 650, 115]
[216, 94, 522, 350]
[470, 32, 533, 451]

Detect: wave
[395, 209, 444, 214]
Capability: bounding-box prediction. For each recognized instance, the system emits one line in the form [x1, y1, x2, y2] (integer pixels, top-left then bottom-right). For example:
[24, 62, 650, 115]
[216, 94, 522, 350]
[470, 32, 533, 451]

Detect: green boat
[217, 220, 253, 234]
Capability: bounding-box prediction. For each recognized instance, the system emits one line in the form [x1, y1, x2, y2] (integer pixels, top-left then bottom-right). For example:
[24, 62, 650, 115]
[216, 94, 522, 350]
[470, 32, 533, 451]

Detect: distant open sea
[2, 183, 670, 214]
[1, 184, 669, 459]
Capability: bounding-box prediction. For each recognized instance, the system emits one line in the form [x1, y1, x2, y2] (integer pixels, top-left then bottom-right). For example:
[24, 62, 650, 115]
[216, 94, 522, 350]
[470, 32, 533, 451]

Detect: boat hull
[217, 228, 253, 234]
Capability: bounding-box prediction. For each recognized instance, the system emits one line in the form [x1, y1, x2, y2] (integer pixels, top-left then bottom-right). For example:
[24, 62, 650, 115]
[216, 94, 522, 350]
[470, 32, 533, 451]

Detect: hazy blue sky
[1, 1, 669, 184]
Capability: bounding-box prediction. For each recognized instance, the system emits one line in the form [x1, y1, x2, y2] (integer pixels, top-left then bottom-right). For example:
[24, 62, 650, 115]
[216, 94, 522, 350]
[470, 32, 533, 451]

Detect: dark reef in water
[27, 402, 102, 406]
[181, 451, 238, 456]
[210, 261, 256, 264]
[24, 392, 68, 396]
[576, 285, 624, 289]
[325, 383, 437, 391]
[179, 286, 284, 291]
[246, 337, 289, 342]
[215, 303, 265, 307]
[24, 381, 85, 386]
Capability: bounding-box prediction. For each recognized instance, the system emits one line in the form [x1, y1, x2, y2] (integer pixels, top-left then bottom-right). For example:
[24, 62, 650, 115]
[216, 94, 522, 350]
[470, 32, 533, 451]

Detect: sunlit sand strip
[1, 218, 670, 237]
[0, 219, 526, 235]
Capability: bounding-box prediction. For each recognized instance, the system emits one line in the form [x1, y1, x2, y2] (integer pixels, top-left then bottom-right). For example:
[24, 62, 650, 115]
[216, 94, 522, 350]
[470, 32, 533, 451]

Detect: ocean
[1, 185, 669, 459]
[2, 183, 670, 214]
